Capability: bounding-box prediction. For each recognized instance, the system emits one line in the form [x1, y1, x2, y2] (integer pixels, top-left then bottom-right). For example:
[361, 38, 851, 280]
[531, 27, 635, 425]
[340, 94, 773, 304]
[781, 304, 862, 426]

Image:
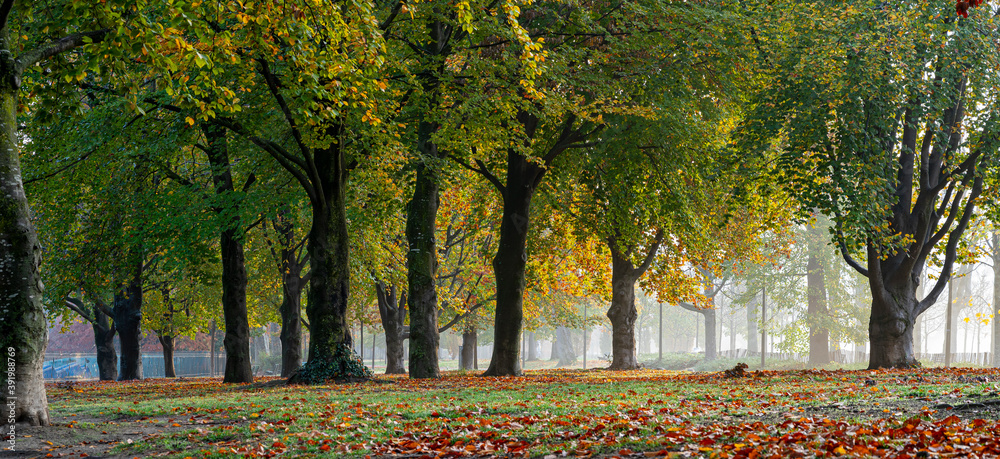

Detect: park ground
[13, 361, 1000, 458]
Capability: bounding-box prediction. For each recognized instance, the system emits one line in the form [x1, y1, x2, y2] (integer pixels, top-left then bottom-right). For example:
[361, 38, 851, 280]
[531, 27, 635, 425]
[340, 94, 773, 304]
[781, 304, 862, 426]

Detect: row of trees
[5, 0, 1000, 428]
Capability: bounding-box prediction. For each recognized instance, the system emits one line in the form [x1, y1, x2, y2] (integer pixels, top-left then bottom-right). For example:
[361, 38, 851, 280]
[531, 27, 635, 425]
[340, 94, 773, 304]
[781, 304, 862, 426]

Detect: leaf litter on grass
[32, 367, 1000, 458]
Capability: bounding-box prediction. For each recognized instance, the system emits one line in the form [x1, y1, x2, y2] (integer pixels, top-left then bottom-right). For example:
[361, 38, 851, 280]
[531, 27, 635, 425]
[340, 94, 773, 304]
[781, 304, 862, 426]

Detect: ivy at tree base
[287, 343, 373, 384]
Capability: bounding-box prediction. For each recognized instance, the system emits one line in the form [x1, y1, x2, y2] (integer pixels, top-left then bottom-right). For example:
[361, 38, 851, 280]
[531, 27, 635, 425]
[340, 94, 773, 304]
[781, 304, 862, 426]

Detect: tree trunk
[607, 273, 639, 370]
[376, 281, 407, 374]
[279, 272, 303, 377]
[605, 235, 660, 370]
[292, 132, 359, 382]
[554, 327, 577, 367]
[0, 62, 50, 426]
[209, 322, 217, 377]
[461, 330, 477, 370]
[159, 334, 176, 378]
[92, 304, 117, 381]
[114, 266, 143, 381]
[526, 331, 539, 361]
[868, 284, 919, 369]
[703, 308, 717, 361]
[272, 211, 306, 378]
[405, 123, 442, 379]
[202, 124, 252, 384]
[484, 150, 543, 377]
[806, 222, 830, 366]
[303, 199, 352, 366]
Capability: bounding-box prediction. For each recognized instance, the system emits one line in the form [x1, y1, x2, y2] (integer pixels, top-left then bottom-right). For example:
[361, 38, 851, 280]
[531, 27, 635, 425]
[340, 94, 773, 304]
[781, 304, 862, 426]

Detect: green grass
[41, 366, 1000, 458]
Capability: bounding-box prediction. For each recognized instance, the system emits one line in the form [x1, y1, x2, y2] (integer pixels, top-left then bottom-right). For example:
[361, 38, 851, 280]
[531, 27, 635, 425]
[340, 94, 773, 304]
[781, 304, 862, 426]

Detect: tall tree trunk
[0, 68, 49, 424]
[703, 308, 717, 361]
[376, 281, 407, 374]
[479, 110, 595, 376]
[303, 195, 352, 369]
[203, 124, 252, 384]
[807, 221, 830, 366]
[526, 331, 539, 361]
[115, 264, 143, 381]
[554, 327, 577, 367]
[92, 301, 117, 381]
[273, 210, 306, 378]
[159, 334, 176, 378]
[607, 272, 638, 370]
[606, 235, 660, 370]
[406, 122, 442, 379]
[484, 150, 542, 376]
[461, 330, 477, 370]
[290, 129, 360, 381]
[279, 273, 303, 377]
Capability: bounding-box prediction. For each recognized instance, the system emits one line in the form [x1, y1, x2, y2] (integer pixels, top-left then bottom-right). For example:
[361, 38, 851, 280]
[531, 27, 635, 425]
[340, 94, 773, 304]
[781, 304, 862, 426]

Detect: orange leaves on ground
[45, 368, 1000, 458]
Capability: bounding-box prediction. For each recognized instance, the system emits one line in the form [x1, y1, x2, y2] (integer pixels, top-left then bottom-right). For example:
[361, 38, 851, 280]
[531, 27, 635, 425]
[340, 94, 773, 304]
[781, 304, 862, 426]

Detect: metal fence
[43, 352, 227, 380]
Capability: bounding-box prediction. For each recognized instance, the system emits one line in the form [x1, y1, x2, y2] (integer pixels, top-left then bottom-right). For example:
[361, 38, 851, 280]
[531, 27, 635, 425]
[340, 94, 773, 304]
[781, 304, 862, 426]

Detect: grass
[34, 365, 1000, 458]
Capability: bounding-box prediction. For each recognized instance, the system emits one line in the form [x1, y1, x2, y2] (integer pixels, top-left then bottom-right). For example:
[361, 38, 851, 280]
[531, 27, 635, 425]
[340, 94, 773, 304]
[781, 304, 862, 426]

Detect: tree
[139, 0, 396, 381]
[741, 0, 1000, 368]
[0, 0, 136, 424]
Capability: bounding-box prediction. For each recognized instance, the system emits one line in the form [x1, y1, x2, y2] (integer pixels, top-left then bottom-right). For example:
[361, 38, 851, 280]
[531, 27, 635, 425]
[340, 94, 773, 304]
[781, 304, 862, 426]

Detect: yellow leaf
[185, 117, 196, 126]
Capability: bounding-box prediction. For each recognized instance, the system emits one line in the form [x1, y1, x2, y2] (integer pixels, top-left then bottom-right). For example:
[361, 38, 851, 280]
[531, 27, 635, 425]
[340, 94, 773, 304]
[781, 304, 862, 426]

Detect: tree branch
[380, 0, 406, 31]
[437, 295, 494, 333]
[634, 231, 664, 277]
[833, 214, 869, 277]
[63, 297, 95, 325]
[16, 29, 110, 76]
[211, 117, 316, 201]
[918, 174, 983, 315]
[448, 152, 505, 195]
[256, 58, 312, 161]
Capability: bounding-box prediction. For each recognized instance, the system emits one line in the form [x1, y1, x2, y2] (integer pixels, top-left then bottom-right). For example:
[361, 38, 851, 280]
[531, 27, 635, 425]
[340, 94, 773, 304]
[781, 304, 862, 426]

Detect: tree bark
[806, 220, 830, 366]
[476, 110, 595, 376]
[92, 304, 117, 381]
[114, 265, 143, 381]
[202, 124, 252, 384]
[0, 73, 47, 425]
[303, 181, 352, 368]
[461, 330, 477, 370]
[484, 149, 543, 376]
[272, 210, 306, 377]
[868, 284, 919, 368]
[376, 281, 407, 374]
[607, 278, 638, 370]
[605, 235, 660, 370]
[703, 308, 717, 361]
[554, 327, 577, 367]
[279, 273, 303, 377]
[405, 121, 442, 379]
[526, 331, 539, 361]
[158, 334, 176, 378]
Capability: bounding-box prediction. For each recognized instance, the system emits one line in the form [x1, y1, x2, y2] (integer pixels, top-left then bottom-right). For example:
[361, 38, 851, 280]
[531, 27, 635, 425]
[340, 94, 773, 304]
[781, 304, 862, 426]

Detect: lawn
[16, 366, 1000, 458]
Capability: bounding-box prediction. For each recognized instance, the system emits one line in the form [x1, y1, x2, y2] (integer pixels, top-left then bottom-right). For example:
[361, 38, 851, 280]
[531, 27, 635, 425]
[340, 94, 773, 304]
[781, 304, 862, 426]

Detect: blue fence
[43, 352, 227, 380]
